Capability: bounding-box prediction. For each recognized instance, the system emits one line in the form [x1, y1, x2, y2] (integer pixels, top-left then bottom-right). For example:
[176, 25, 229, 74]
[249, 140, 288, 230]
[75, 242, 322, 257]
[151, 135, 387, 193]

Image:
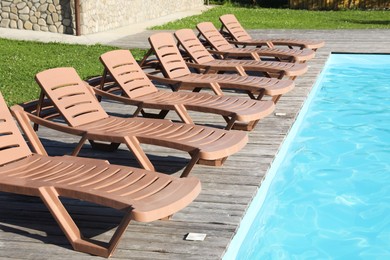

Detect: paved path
[0, 5, 212, 46]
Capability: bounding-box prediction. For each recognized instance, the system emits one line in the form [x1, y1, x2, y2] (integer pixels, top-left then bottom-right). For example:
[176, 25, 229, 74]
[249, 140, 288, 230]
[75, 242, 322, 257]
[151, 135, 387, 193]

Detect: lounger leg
[256, 89, 266, 100]
[72, 135, 88, 156]
[133, 106, 143, 117]
[89, 140, 121, 152]
[275, 72, 285, 79]
[223, 115, 237, 130]
[38, 186, 132, 258]
[33, 91, 46, 131]
[246, 91, 257, 99]
[232, 119, 259, 131]
[235, 66, 248, 76]
[180, 150, 200, 178]
[245, 89, 265, 100]
[124, 136, 155, 171]
[209, 82, 224, 96]
[140, 109, 170, 119]
[106, 212, 133, 257]
[168, 82, 182, 92]
[174, 104, 194, 124]
[197, 157, 227, 167]
[138, 48, 154, 67]
[96, 68, 110, 102]
[266, 42, 275, 48]
[272, 95, 282, 104]
[250, 52, 260, 61]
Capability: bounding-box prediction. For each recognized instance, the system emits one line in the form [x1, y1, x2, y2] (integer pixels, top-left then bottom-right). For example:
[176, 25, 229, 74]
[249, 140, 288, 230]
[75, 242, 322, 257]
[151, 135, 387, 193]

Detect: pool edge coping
[222, 53, 333, 259]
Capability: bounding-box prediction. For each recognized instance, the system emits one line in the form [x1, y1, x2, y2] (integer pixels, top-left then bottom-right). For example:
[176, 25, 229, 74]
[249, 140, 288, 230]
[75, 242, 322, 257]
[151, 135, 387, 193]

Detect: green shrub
[207, 0, 288, 8]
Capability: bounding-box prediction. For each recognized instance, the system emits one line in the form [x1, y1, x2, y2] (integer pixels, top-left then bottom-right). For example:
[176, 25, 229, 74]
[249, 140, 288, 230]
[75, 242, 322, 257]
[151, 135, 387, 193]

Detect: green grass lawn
[152, 6, 390, 30]
[1, 6, 388, 105]
[0, 38, 146, 105]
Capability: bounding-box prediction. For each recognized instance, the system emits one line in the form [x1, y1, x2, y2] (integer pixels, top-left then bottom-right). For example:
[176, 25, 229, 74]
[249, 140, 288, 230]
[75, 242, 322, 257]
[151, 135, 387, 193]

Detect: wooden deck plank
[1, 29, 389, 259]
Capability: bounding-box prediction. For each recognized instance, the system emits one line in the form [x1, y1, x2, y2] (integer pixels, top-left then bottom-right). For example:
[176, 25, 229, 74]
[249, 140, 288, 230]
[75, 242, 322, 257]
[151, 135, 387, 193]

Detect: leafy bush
[207, 0, 288, 8]
[206, 0, 389, 9]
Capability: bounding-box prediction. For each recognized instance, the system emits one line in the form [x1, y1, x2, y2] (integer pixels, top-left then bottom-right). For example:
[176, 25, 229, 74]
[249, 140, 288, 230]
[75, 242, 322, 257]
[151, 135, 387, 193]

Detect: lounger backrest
[35, 67, 109, 127]
[174, 29, 215, 65]
[100, 50, 158, 98]
[0, 92, 32, 165]
[196, 22, 233, 52]
[148, 32, 192, 79]
[219, 14, 252, 42]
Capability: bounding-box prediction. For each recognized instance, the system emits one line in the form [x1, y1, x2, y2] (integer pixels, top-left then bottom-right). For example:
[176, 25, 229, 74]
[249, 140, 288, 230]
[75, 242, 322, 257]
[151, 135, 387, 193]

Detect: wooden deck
[1, 30, 389, 259]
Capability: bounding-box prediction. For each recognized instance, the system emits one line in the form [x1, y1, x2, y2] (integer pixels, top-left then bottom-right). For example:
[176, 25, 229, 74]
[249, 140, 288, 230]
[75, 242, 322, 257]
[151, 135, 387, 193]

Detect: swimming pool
[224, 54, 390, 259]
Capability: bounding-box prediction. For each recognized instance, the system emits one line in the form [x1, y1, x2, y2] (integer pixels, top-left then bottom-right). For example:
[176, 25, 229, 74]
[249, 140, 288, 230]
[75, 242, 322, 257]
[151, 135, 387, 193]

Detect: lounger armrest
[92, 86, 141, 107]
[206, 49, 235, 59]
[205, 49, 256, 60]
[11, 105, 86, 137]
[185, 62, 209, 70]
[185, 62, 215, 74]
[185, 62, 231, 73]
[186, 62, 247, 76]
[60, 155, 110, 165]
[227, 39, 272, 48]
[84, 82, 141, 108]
[145, 73, 183, 86]
[207, 49, 226, 56]
[227, 39, 240, 45]
[146, 71, 223, 94]
[10, 104, 48, 155]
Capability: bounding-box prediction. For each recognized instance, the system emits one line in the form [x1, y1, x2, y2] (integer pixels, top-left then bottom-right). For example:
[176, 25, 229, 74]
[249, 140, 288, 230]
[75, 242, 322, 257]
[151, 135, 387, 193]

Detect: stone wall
[0, 0, 204, 35]
[0, 0, 75, 34]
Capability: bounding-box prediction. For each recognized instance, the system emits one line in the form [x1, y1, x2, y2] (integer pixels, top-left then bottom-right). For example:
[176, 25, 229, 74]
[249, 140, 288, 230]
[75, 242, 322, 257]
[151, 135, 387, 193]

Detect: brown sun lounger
[15, 67, 248, 178]
[97, 49, 274, 131]
[0, 92, 201, 257]
[142, 32, 295, 103]
[174, 28, 308, 80]
[219, 14, 325, 51]
[196, 22, 315, 63]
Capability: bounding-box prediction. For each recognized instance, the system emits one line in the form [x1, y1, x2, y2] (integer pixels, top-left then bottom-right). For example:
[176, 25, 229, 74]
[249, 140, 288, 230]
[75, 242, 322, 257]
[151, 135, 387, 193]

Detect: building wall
[0, 0, 204, 35]
[80, 0, 204, 34]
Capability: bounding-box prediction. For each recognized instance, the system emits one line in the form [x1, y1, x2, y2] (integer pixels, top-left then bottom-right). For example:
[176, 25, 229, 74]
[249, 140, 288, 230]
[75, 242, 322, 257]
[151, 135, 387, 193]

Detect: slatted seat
[219, 14, 325, 51]
[196, 22, 315, 63]
[144, 32, 295, 103]
[96, 49, 275, 131]
[13, 67, 248, 178]
[174, 28, 308, 80]
[0, 92, 201, 257]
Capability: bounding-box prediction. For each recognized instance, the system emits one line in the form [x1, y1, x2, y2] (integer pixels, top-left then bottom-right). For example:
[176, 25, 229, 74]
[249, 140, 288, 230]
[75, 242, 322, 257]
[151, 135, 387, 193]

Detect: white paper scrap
[275, 112, 287, 116]
[185, 233, 207, 241]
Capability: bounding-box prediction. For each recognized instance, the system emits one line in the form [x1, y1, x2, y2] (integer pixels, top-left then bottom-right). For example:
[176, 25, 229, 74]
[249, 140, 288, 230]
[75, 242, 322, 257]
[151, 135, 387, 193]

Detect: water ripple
[236, 54, 390, 259]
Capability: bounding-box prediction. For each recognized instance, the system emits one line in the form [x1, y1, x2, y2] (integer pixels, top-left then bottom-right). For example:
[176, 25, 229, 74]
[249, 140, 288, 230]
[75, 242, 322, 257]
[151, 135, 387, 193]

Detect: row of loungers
[0, 14, 324, 257]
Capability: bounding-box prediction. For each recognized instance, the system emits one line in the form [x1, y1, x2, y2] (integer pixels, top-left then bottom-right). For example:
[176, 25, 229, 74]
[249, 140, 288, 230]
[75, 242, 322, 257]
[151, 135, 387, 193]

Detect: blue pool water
[224, 54, 390, 259]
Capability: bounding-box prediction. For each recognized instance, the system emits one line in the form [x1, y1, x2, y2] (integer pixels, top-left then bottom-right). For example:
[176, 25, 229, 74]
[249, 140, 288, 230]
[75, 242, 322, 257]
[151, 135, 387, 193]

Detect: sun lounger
[196, 22, 315, 63]
[174, 28, 308, 80]
[14, 67, 248, 178]
[97, 49, 274, 131]
[142, 32, 295, 103]
[219, 14, 325, 51]
[0, 92, 201, 257]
